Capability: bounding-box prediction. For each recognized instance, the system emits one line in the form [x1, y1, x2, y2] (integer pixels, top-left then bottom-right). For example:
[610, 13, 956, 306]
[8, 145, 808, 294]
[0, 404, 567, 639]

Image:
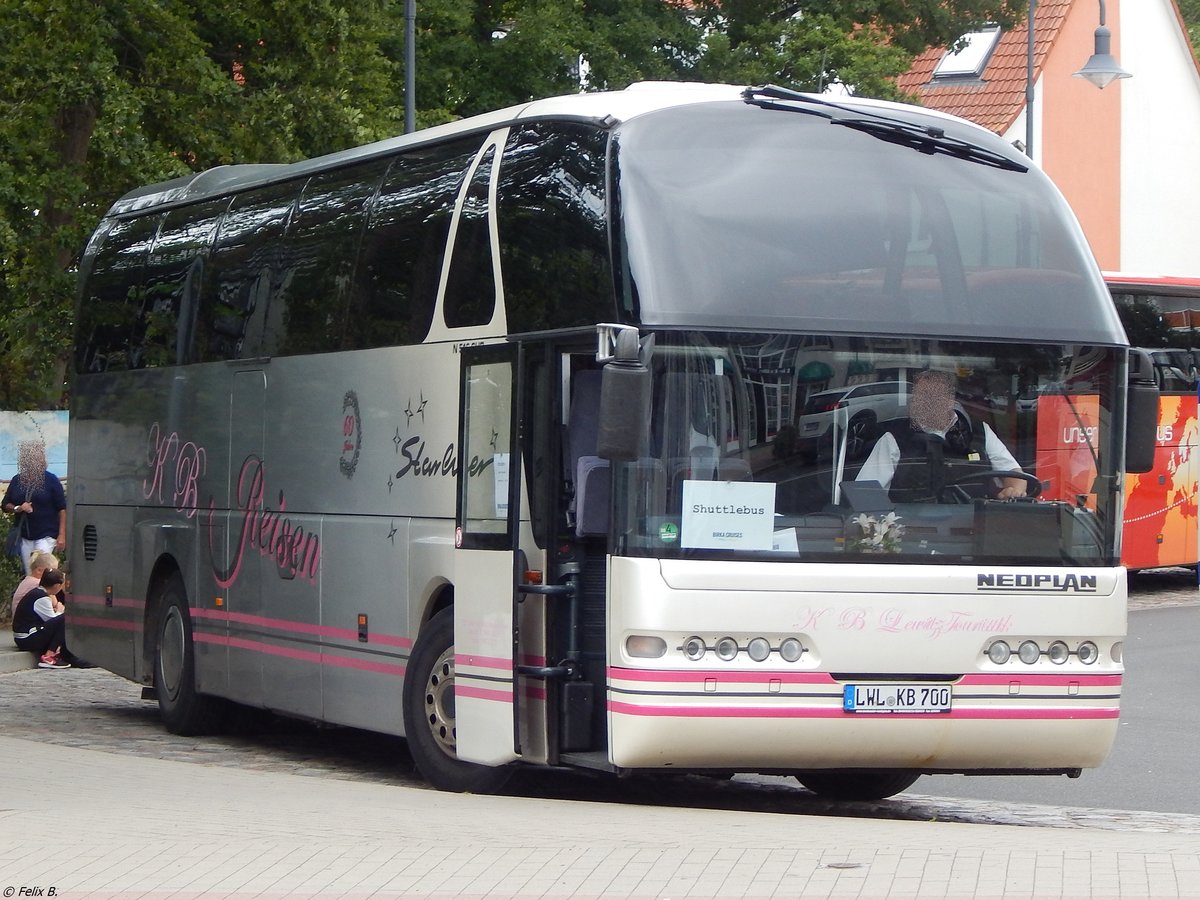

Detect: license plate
[843, 683, 952, 714]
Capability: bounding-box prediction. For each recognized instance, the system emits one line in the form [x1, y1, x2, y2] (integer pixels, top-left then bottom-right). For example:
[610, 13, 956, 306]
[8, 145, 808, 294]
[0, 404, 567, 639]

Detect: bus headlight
[1047, 641, 1070, 664]
[1111, 641, 1123, 664]
[747, 637, 771, 662]
[987, 640, 1012, 665]
[1077, 641, 1099, 665]
[779, 638, 804, 662]
[1018, 640, 1041, 664]
[715, 637, 739, 661]
[682, 636, 707, 661]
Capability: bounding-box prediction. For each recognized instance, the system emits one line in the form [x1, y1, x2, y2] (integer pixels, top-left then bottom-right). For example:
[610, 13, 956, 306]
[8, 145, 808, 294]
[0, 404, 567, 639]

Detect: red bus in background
[1105, 274, 1200, 570]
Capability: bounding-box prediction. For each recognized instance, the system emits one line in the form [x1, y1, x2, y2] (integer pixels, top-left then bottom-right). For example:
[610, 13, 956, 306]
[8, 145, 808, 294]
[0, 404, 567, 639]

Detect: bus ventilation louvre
[83, 524, 99, 561]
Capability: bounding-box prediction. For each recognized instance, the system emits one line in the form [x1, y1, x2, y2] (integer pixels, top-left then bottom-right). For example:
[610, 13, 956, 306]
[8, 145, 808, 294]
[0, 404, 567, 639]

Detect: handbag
[5, 488, 29, 559]
[5, 516, 23, 558]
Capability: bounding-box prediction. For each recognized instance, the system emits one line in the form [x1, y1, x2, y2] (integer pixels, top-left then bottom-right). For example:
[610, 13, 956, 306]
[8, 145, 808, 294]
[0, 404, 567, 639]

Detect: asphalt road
[1, 567, 1195, 834]
[922, 597, 1199, 814]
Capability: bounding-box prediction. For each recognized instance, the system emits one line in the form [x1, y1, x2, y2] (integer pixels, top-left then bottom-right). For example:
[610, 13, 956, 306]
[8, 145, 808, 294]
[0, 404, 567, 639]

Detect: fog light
[626, 635, 667, 658]
[987, 640, 1011, 665]
[683, 636, 706, 661]
[715, 637, 739, 661]
[1047, 640, 1070, 664]
[1077, 641, 1099, 665]
[747, 637, 771, 662]
[1111, 641, 1123, 664]
[779, 638, 803, 662]
[1018, 640, 1041, 664]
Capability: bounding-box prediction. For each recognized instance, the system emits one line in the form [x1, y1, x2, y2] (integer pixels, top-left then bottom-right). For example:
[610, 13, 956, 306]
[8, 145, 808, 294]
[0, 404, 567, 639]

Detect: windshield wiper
[742, 84, 1028, 173]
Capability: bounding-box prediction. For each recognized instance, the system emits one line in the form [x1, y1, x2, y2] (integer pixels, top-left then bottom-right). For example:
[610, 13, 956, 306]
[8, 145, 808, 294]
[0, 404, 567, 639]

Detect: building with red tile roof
[898, 0, 1200, 275]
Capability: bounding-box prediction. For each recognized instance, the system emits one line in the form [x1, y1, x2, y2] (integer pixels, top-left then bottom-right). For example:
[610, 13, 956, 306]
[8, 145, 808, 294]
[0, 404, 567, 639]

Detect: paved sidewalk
[1, 734, 1199, 898]
[0, 643, 33, 674]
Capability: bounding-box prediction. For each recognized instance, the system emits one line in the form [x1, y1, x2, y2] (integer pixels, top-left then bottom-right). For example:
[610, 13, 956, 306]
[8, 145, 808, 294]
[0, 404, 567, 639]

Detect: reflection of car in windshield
[797, 381, 907, 458]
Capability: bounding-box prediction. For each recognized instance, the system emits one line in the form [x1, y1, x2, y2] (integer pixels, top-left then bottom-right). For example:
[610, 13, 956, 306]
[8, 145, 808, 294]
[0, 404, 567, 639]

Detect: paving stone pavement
[0, 569, 1197, 897]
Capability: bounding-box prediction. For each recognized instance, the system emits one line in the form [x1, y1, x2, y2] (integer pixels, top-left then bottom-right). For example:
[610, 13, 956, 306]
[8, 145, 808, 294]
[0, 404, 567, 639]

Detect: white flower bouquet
[850, 511, 904, 554]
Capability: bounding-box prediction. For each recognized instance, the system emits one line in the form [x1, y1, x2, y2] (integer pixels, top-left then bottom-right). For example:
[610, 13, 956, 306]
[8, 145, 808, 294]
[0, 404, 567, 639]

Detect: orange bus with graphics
[1104, 274, 1200, 570]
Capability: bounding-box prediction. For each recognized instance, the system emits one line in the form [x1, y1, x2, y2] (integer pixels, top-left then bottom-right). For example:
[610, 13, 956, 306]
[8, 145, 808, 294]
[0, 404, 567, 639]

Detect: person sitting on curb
[11, 568, 92, 669]
[11, 550, 59, 619]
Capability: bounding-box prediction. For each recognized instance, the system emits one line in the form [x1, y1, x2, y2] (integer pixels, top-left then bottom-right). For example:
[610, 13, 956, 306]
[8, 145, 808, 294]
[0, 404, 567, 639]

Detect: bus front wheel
[402, 607, 513, 794]
[795, 770, 921, 801]
[153, 573, 224, 735]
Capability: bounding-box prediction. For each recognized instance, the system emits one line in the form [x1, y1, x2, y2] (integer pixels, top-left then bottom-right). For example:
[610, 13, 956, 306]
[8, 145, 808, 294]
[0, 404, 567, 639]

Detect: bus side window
[76, 213, 162, 373]
[143, 198, 229, 367]
[443, 145, 498, 329]
[496, 123, 614, 333]
[352, 136, 483, 348]
[260, 159, 389, 357]
[202, 181, 297, 362]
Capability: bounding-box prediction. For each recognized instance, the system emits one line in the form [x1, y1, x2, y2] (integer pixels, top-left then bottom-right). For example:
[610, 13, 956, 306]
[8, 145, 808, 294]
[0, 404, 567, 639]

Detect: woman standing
[2, 440, 67, 574]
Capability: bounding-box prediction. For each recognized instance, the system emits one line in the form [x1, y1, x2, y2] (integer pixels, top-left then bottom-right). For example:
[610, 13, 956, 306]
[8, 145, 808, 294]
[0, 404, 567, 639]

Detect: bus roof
[106, 82, 1000, 218]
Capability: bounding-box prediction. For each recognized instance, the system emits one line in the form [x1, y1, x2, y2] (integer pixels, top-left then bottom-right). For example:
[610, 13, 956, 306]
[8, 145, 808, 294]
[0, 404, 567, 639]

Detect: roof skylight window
[933, 26, 1001, 79]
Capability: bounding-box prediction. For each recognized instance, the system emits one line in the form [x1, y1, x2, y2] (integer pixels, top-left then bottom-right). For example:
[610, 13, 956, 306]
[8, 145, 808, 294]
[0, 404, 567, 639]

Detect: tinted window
[76, 213, 162, 373]
[443, 146, 497, 329]
[203, 181, 299, 361]
[497, 123, 614, 334]
[261, 160, 389, 357]
[352, 136, 483, 347]
[615, 102, 1124, 344]
[143, 198, 229, 366]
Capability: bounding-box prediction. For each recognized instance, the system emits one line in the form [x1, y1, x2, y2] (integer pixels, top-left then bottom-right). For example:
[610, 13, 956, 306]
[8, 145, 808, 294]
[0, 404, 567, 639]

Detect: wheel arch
[140, 554, 186, 682]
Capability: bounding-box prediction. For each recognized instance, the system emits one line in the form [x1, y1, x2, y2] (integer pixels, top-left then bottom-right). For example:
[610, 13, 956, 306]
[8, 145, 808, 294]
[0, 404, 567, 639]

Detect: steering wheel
[936, 469, 1043, 503]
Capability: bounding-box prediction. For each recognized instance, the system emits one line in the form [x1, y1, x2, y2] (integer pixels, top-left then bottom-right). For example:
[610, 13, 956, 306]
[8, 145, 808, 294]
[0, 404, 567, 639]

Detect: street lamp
[1073, 0, 1132, 89]
[1025, 0, 1131, 158]
[405, 0, 416, 133]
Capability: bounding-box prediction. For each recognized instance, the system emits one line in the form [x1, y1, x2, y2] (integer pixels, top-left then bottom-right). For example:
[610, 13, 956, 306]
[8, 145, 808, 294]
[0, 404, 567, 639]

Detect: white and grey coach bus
[68, 82, 1156, 799]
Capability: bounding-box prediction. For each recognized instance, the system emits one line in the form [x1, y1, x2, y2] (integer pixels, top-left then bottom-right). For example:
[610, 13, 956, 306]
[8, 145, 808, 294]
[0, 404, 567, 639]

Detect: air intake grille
[83, 524, 99, 561]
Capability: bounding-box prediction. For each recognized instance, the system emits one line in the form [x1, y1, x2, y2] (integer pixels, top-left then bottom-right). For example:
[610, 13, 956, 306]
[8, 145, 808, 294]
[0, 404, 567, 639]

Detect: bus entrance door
[452, 347, 521, 766]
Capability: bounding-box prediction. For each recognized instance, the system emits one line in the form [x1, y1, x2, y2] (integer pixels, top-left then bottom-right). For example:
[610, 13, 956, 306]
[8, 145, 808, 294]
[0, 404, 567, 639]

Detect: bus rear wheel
[794, 770, 921, 801]
[153, 573, 224, 735]
[402, 607, 513, 793]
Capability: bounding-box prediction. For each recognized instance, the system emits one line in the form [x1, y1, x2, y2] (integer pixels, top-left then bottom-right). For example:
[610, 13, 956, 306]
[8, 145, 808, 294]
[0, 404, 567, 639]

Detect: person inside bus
[1, 439, 67, 574]
[855, 368, 1027, 503]
[11, 568, 75, 669]
[11, 549, 59, 618]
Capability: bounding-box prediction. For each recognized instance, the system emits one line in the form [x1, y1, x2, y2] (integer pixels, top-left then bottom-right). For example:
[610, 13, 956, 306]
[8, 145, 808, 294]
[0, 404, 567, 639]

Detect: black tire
[153, 572, 224, 735]
[795, 770, 921, 801]
[845, 413, 876, 459]
[402, 607, 513, 793]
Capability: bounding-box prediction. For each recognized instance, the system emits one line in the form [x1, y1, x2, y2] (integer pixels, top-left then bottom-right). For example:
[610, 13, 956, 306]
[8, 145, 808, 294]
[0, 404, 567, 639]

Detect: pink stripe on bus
[191, 607, 412, 648]
[456, 685, 514, 704]
[67, 615, 141, 633]
[611, 667, 1122, 689]
[456, 654, 513, 671]
[608, 700, 1119, 720]
[194, 633, 406, 676]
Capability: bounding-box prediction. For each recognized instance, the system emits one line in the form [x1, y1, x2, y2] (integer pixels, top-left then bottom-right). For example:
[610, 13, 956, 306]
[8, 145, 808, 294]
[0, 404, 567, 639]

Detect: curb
[0, 644, 36, 674]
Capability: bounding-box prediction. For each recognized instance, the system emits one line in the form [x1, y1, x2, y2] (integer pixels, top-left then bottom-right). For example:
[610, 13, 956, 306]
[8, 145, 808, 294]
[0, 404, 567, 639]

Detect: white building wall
[1120, 0, 1200, 274]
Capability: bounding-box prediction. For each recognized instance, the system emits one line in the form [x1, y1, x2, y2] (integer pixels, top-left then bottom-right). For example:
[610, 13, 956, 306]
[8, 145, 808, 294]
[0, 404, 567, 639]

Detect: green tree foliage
[1180, 0, 1200, 55]
[0, 0, 1025, 408]
[0, 0, 398, 408]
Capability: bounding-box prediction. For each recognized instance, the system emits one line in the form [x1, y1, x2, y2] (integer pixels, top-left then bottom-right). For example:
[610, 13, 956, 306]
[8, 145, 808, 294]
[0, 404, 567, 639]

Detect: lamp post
[1073, 0, 1132, 89]
[404, 0, 416, 134]
[1026, 0, 1036, 157]
[1025, 0, 1131, 159]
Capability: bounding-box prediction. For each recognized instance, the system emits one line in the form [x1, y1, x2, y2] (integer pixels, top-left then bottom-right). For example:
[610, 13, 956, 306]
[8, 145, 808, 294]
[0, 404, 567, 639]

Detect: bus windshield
[612, 333, 1122, 567]
[613, 101, 1125, 346]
